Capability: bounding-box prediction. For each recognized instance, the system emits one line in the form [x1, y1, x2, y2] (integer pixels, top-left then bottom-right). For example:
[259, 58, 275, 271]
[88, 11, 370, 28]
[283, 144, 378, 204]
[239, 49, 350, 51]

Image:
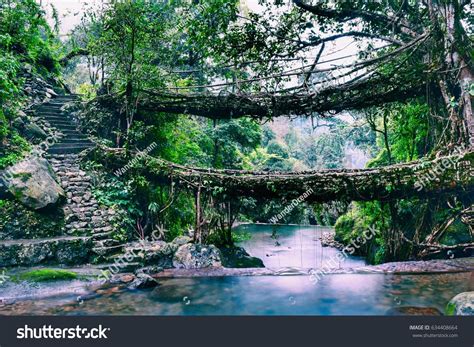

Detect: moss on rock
[17, 269, 78, 282]
[0, 200, 65, 240]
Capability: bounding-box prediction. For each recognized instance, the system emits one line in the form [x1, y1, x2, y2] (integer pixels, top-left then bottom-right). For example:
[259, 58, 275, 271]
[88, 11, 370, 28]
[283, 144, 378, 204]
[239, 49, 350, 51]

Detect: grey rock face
[172, 243, 223, 269]
[171, 235, 192, 246]
[446, 292, 474, 316]
[124, 240, 177, 268]
[24, 122, 47, 140]
[0, 236, 92, 267]
[127, 273, 159, 289]
[1, 156, 65, 209]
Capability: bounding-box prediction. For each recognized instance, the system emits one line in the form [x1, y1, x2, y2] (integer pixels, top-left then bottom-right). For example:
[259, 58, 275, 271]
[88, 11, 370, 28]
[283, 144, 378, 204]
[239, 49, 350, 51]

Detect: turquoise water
[0, 224, 469, 315]
[235, 224, 366, 269]
[1, 272, 468, 315]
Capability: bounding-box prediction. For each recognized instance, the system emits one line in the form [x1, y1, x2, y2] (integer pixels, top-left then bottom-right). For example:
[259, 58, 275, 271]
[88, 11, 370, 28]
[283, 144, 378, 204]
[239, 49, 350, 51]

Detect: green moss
[0, 200, 65, 239]
[17, 269, 78, 282]
[445, 302, 456, 316]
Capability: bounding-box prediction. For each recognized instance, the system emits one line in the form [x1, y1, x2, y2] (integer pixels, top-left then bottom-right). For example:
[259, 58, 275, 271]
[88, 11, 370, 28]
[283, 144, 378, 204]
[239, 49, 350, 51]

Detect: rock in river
[219, 245, 264, 268]
[127, 273, 159, 290]
[446, 292, 474, 316]
[172, 244, 223, 269]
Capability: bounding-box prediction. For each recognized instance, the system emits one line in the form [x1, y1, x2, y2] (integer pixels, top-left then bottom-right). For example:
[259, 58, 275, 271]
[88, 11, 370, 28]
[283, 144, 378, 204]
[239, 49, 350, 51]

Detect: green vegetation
[445, 302, 456, 316]
[0, 0, 61, 167]
[0, 0, 472, 265]
[16, 269, 78, 282]
[232, 230, 252, 243]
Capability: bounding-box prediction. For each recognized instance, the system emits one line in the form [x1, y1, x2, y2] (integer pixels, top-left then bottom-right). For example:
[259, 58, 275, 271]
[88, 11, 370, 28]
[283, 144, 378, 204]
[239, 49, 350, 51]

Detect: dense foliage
[0, 0, 60, 168]
[1, 0, 472, 263]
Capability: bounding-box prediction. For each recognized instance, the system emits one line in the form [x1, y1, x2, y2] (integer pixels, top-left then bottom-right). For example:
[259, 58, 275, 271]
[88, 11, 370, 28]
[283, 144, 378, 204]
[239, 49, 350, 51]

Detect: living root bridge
[98, 147, 474, 203]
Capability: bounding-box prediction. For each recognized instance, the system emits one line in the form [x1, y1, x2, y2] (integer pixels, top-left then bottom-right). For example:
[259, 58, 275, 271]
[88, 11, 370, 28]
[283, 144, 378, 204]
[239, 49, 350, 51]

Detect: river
[0, 224, 470, 315]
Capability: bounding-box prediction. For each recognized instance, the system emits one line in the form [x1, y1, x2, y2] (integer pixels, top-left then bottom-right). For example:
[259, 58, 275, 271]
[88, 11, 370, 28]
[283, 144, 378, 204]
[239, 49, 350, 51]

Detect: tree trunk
[435, 0, 474, 147]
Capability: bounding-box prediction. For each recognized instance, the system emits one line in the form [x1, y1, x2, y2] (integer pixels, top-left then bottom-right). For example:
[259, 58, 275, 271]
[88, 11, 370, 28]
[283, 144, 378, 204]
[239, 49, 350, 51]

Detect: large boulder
[0, 236, 92, 267]
[0, 156, 64, 209]
[127, 273, 159, 290]
[23, 122, 47, 140]
[219, 245, 264, 268]
[172, 243, 223, 269]
[124, 240, 177, 268]
[171, 235, 192, 246]
[446, 292, 474, 315]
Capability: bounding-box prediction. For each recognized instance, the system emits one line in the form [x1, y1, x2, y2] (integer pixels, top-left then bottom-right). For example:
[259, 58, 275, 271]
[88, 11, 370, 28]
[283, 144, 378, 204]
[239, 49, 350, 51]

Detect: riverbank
[150, 256, 474, 278]
[1, 224, 472, 314]
[1, 257, 471, 305]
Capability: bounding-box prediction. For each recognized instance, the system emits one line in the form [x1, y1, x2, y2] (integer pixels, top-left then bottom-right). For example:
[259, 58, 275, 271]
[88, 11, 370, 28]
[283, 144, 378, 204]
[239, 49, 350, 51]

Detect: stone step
[0, 236, 93, 267]
[37, 116, 70, 122]
[38, 113, 72, 121]
[60, 137, 91, 144]
[93, 239, 121, 248]
[51, 142, 94, 149]
[50, 122, 79, 129]
[48, 144, 96, 155]
[55, 93, 81, 99]
[36, 106, 65, 112]
[92, 231, 114, 240]
[92, 244, 126, 257]
[59, 130, 84, 136]
[46, 101, 72, 106]
[46, 153, 79, 159]
[94, 262, 142, 273]
[42, 118, 75, 125]
[36, 107, 65, 117]
[63, 133, 89, 139]
[36, 106, 63, 112]
[54, 94, 79, 99]
[51, 124, 78, 130]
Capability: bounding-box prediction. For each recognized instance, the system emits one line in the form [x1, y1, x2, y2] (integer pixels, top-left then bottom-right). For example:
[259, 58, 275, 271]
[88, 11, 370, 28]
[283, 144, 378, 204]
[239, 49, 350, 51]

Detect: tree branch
[59, 48, 89, 65]
[292, 0, 419, 38]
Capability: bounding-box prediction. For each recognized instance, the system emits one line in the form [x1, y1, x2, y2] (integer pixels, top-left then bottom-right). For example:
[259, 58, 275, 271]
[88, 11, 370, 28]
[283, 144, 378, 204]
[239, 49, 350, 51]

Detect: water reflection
[1, 273, 466, 315]
[236, 224, 366, 269]
[0, 224, 468, 316]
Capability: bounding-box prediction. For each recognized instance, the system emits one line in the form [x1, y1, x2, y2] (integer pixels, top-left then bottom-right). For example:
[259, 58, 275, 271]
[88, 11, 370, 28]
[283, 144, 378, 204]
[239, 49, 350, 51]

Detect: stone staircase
[34, 94, 95, 155]
[0, 95, 128, 268]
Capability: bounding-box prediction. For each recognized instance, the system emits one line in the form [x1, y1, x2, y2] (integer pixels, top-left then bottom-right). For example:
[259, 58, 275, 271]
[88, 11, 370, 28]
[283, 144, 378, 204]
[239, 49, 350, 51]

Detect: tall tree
[139, 0, 472, 149]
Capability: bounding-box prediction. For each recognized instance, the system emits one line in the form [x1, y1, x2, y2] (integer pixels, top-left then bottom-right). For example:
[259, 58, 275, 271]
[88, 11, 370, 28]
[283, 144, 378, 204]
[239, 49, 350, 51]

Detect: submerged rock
[172, 244, 223, 269]
[1, 156, 64, 209]
[446, 292, 474, 315]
